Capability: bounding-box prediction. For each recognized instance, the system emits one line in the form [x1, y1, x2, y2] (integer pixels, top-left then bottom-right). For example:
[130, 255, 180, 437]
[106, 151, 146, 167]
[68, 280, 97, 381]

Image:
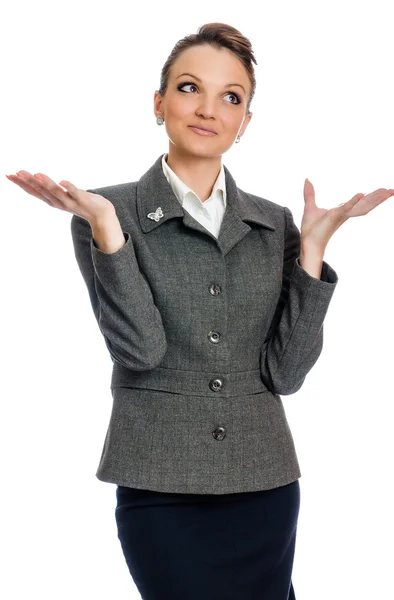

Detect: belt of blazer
[70, 153, 338, 495]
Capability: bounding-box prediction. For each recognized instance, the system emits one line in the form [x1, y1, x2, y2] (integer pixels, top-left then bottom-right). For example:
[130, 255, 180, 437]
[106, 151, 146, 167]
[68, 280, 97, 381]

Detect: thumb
[304, 178, 315, 208]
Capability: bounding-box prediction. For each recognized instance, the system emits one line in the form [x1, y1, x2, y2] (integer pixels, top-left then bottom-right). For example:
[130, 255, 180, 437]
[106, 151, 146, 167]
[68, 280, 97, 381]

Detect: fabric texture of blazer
[70, 153, 338, 495]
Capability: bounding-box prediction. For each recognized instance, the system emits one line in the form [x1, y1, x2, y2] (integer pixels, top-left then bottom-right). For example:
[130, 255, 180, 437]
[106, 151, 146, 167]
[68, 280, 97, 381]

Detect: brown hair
[158, 23, 258, 115]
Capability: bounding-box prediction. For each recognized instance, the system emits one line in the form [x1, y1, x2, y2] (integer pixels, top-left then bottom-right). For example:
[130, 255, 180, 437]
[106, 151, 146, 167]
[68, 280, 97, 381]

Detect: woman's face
[154, 44, 253, 158]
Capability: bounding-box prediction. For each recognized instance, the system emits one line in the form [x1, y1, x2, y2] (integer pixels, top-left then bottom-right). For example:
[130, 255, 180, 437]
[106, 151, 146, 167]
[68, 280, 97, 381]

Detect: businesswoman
[7, 21, 394, 600]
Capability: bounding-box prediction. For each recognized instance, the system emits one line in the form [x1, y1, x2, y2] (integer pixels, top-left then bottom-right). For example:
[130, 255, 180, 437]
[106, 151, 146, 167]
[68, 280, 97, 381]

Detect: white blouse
[161, 153, 227, 239]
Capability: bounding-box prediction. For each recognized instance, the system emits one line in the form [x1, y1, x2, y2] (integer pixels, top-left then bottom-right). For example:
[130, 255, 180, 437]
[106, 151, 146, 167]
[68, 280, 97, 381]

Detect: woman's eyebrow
[176, 72, 245, 93]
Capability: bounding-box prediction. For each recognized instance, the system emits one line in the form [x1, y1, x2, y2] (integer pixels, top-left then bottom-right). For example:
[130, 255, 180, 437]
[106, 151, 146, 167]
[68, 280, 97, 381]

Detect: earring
[156, 116, 164, 125]
[235, 134, 241, 143]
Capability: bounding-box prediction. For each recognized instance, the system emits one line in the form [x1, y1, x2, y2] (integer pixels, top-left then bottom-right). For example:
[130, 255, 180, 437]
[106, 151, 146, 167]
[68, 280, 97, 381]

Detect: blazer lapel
[137, 153, 276, 256]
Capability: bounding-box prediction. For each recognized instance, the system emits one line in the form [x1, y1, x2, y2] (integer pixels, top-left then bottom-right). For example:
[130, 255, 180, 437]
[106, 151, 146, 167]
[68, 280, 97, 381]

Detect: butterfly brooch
[147, 207, 164, 222]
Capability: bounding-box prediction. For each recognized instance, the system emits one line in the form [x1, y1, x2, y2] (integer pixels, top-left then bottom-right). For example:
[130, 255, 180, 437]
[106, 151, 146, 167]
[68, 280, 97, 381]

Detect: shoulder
[86, 180, 138, 202]
[239, 187, 286, 212]
[236, 185, 290, 231]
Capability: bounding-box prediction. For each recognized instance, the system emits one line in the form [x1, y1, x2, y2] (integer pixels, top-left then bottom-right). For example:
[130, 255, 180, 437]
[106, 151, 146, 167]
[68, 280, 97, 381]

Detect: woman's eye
[177, 83, 240, 105]
[178, 83, 198, 93]
[224, 92, 241, 105]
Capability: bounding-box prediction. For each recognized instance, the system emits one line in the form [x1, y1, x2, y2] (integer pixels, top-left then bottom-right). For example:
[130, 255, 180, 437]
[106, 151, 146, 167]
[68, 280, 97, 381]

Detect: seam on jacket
[270, 206, 313, 379]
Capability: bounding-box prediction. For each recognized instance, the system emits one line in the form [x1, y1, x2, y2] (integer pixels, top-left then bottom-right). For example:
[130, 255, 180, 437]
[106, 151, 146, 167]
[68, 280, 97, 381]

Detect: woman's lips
[188, 126, 217, 136]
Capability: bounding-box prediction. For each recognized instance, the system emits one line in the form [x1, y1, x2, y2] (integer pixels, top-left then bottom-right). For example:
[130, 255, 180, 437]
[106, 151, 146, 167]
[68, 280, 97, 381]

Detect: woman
[6, 21, 393, 600]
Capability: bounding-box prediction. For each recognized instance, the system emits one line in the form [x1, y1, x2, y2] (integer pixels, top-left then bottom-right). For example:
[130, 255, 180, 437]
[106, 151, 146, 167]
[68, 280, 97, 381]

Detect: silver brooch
[147, 207, 164, 222]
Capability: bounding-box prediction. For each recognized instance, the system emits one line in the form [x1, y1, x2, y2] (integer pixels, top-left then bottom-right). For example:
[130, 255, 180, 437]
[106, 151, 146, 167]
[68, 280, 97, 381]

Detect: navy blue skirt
[115, 480, 300, 600]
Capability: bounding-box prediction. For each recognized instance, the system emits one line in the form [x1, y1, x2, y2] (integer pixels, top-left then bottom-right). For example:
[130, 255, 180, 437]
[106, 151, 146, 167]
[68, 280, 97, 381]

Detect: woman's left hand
[300, 179, 394, 252]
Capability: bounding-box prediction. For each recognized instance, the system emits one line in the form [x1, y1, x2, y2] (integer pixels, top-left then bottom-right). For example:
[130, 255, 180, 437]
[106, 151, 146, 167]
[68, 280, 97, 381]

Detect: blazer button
[209, 283, 221, 296]
[212, 426, 226, 441]
[209, 378, 223, 392]
[208, 331, 220, 344]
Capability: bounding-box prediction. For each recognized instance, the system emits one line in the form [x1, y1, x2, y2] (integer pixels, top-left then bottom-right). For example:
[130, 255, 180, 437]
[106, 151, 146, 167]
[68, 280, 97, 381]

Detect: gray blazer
[71, 153, 338, 495]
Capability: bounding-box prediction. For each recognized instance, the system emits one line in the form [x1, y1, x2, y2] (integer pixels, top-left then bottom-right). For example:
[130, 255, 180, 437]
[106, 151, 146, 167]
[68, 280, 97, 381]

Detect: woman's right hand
[6, 170, 114, 223]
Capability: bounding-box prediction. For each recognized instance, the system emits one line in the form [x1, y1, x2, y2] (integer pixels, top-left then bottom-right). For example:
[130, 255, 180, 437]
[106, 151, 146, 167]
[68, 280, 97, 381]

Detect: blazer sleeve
[70, 202, 167, 371]
[260, 205, 338, 396]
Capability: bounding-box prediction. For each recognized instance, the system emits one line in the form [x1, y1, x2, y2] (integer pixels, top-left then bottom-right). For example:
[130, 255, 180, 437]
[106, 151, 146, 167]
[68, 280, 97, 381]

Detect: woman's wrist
[299, 242, 325, 279]
[89, 209, 126, 254]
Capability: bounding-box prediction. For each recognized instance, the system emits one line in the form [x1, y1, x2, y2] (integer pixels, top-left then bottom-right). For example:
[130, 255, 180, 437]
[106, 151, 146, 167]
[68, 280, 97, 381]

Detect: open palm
[300, 179, 394, 250]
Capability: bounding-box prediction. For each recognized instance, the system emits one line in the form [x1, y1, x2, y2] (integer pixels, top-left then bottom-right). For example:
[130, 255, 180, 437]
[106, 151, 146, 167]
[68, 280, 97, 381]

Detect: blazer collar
[136, 153, 276, 256]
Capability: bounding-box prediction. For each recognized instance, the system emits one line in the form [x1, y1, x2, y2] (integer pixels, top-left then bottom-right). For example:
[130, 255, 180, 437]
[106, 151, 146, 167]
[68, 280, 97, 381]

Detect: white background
[1, 0, 393, 598]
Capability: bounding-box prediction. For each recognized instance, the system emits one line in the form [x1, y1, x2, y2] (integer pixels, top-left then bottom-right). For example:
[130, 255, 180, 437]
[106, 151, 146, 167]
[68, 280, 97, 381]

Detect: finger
[10, 171, 69, 207]
[337, 193, 365, 209]
[341, 189, 392, 217]
[59, 180, 80, 196]
[30, 172, 72, 206]
[35, 174, 83, 208]
[6, 173, 54, 206]
[363, 188, 393, 204]
[21, 172, 63, 206]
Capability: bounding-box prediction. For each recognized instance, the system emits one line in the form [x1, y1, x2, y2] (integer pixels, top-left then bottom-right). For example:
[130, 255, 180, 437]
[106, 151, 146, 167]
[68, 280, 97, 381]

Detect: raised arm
[260, 206, 338, 395]
[71, 202, 168, 371]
